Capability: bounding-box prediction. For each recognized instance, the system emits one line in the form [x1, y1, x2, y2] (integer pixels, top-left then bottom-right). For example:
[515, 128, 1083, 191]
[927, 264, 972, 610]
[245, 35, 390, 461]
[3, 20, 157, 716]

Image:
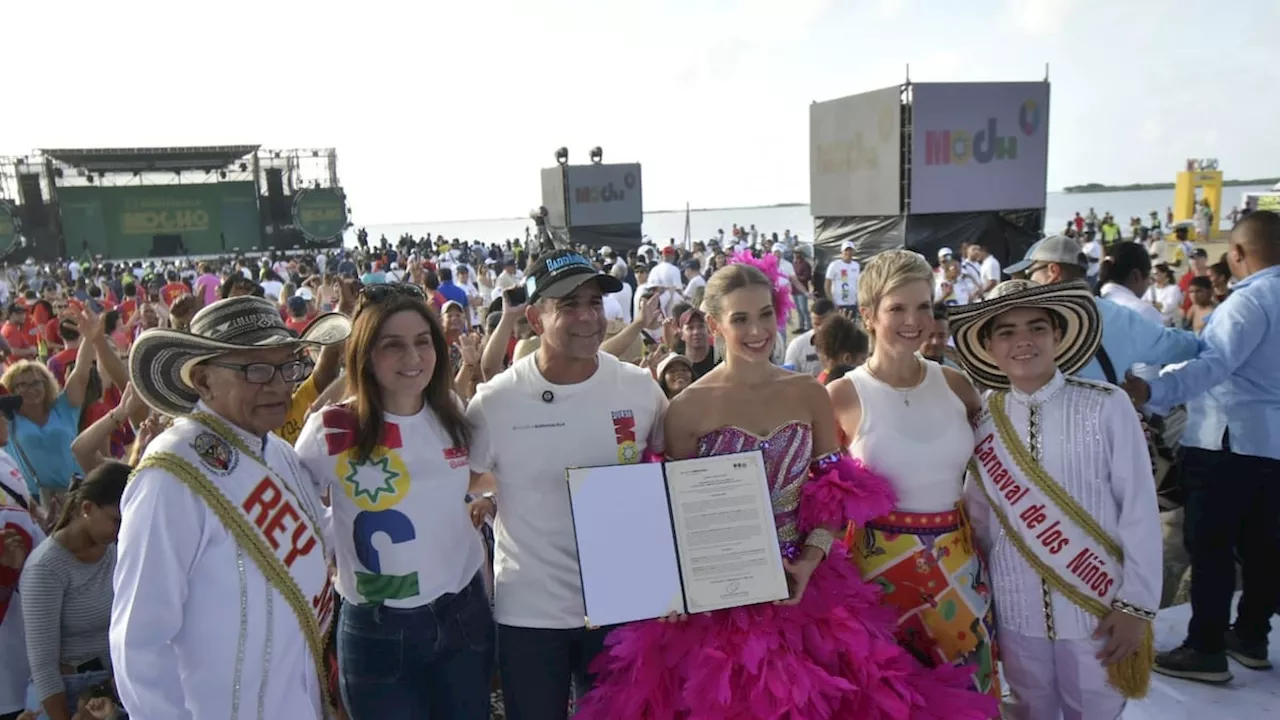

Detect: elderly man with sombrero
[109, 296, 350, 720]
[949, 279, 1162, 720]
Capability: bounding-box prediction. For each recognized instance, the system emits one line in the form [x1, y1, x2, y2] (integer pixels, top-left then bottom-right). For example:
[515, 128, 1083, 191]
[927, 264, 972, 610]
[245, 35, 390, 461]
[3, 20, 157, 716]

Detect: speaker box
[18, 174, 45, 228]
[265, 169, 290, 224]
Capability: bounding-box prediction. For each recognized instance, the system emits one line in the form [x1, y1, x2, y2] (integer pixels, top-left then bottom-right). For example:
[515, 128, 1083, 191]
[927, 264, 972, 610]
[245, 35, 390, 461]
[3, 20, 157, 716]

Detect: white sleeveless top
[847, 358, 972, 513]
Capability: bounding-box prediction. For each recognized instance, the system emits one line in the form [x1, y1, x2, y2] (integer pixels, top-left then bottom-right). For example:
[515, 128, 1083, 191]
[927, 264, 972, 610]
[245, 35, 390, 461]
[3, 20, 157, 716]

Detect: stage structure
[539, 148, 643, 253]
[1173, 158, 1222, 241]
[810, 77, 1049, 268]
[0, 146, 351, 262]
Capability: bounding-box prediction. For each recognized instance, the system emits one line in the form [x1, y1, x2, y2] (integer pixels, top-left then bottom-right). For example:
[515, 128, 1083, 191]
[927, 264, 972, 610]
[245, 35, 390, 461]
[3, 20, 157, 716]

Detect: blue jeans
[338, 573, 494, 720]
[792, 292, 810, 330]
[24, 670, 115, 720]
[497, 624, 610, 720]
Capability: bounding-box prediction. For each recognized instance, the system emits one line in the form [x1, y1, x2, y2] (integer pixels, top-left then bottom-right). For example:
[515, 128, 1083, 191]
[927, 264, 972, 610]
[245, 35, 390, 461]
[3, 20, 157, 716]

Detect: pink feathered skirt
[575, 541, 999, 720]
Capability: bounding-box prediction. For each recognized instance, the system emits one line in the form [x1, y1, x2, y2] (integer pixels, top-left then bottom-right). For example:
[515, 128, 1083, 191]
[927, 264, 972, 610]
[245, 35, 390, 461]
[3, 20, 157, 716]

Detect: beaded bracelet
[803, 528, 835, 557]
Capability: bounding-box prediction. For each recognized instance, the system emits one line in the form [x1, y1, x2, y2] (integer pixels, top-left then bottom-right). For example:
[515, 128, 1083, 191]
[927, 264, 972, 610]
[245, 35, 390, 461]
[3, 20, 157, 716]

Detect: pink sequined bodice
[696, 421, 813, 548]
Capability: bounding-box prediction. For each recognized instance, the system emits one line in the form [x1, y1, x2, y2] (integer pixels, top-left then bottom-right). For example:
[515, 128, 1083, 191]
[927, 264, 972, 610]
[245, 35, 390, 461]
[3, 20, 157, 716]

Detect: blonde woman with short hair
[829, 249, 1001, 699]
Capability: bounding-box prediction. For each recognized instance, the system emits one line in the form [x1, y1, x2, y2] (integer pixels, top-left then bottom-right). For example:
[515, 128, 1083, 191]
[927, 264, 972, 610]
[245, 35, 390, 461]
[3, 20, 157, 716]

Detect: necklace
[865, 357, 924, 406]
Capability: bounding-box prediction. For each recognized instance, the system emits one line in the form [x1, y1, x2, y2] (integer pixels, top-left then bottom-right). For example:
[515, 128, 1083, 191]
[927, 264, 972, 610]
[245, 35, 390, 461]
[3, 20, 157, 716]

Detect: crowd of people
[0, 208, 1276, 720]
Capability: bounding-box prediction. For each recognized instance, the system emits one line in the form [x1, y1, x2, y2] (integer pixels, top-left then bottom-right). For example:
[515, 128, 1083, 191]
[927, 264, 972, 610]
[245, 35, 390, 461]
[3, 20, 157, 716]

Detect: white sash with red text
[137, 415, 336, 711]
[971, 425, 1121, 611]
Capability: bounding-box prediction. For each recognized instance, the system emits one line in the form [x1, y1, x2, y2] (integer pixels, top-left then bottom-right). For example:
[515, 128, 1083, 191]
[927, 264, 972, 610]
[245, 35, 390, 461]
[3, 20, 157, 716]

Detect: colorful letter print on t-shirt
[323, 411, 420, 603]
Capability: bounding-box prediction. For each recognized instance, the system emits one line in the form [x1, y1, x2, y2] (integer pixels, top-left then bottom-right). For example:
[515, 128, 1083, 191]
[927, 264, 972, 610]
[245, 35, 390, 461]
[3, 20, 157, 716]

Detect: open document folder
[566, 450, 790, 627]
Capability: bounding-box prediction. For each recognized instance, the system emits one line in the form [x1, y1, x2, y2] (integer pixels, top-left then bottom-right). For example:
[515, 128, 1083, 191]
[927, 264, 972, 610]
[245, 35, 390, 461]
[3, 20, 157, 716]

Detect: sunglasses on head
[358, 282, 426, 305]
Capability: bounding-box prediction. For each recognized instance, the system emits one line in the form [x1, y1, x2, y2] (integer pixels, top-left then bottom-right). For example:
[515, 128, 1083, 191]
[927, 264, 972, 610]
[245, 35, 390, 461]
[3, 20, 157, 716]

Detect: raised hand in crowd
[74, 305, 104, 341]
[457, 332, 483, 368]
[130, 414, 167, 460]
[639, 345, 670, 379]
[639, 289, 662, 328]
[661, 316, 680, 348]
[0, 526, 28, 569]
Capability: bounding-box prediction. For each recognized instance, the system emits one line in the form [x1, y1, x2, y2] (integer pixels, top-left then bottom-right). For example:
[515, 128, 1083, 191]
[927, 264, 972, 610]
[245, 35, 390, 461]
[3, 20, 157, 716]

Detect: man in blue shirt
[1005, 234, 1200, 386]
[436, 267, 469, 309]
[1124, 211, 1280, 684]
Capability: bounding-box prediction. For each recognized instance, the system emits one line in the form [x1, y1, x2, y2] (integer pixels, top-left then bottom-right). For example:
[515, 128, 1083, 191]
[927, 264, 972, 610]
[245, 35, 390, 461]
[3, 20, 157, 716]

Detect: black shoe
[1152, 645, 1233, 684]
[1224, 629, 1273, 670]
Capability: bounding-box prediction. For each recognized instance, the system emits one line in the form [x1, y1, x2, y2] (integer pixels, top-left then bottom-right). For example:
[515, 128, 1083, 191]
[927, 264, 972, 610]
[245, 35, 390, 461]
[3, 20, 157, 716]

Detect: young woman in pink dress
[576, 258, 998, 720]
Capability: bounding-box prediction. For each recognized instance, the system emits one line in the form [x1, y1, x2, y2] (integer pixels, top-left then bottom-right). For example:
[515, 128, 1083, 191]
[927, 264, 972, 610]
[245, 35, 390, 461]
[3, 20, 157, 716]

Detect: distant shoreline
[1064, 178, 1279, 194]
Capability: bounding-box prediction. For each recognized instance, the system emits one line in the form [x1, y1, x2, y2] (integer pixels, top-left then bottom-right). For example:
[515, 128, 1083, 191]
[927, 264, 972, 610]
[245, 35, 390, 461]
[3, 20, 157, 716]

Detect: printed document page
[665, 451, 789, 613]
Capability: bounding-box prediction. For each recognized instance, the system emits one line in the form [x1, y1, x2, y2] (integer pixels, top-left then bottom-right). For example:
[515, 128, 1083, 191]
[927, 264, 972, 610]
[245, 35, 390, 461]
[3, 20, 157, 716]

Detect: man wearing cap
[466, 249, 667, 720]
[951, 280, 1161, 720]
[649, 244, 683, 291]
[1005, 234, 1199, 386]
[110, 296, 351, 720]
[824, 241, 861, 316]
[1177, 246, 1210, 315]
[600, 246, 627, 279]
[674, 306, 719, 380]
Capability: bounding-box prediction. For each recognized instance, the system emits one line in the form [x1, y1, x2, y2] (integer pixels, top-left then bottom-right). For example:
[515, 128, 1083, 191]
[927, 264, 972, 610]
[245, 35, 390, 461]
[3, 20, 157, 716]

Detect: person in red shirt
[47, 319, 81, 386]
[283, 296, 313, 335]
[159, 270, 189, 307]
[1, 305, 36, 367]
[1178, 248, 1210, 313]
[117, 281, 138, 326]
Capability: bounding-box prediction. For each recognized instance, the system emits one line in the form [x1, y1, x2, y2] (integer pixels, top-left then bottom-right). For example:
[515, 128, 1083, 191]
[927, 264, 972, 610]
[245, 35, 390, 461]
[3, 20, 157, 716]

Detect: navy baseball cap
[526, 249, 623, 303]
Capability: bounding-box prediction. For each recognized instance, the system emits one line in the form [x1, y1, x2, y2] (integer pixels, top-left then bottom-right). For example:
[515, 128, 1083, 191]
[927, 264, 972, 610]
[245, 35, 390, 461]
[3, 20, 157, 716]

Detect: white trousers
[1001, 630, 1126, 720]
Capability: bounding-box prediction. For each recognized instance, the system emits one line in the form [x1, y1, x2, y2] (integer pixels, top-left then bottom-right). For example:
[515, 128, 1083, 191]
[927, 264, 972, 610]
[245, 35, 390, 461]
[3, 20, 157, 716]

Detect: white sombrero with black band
[948, 279, 1101, 390]
[129, 296, 351, 417]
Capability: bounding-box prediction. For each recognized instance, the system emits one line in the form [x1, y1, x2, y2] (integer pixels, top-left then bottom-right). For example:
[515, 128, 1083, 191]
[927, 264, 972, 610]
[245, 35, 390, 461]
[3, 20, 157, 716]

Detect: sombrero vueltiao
[129, 296, 351, 417]
[948, 279, 1101, 390]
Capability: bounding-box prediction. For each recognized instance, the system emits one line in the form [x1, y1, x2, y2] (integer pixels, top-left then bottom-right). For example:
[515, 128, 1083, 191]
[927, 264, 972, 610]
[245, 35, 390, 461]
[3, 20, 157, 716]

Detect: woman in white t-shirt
[295, 284, 492, 720]
[1143, 263, 1184, 326]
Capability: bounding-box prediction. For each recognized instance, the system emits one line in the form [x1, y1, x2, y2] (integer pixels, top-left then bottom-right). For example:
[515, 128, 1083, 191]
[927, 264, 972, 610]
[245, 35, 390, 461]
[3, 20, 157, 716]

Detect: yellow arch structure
[1173, 168, 1223, 241]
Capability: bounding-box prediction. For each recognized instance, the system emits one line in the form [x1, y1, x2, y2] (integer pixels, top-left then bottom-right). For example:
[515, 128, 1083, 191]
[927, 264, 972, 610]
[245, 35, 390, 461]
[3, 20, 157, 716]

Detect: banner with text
[58, 182, 262, 258]
[565, 164, 642, 227]
[810, 85, 902, 217]
[910, 82, 1050, 214]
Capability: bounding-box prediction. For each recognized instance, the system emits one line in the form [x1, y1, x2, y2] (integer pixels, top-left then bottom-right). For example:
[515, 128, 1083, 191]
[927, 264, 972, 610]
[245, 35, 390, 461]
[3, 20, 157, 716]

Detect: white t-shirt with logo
[825, 259, 861, 307]
[295, 403, 484, 608]
[467, 352, 667, 629]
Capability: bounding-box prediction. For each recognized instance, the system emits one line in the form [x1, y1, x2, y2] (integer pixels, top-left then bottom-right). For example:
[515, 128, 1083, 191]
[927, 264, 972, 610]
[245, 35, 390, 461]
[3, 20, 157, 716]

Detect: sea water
[351, 185, 1274, 247]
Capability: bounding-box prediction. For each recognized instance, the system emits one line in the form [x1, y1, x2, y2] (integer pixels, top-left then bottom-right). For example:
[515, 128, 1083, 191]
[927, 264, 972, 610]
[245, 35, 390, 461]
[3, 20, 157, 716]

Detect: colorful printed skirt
[848, 506, 1001, 698]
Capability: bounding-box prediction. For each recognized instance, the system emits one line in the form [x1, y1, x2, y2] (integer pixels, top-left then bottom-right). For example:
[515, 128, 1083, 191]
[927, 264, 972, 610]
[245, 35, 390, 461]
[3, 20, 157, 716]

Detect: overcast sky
[6, 0, 1277, 224]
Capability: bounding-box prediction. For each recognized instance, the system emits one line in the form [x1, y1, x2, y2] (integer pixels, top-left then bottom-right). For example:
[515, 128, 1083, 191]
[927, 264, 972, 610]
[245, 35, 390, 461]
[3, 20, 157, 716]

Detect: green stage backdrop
[59, 182, 261, 258]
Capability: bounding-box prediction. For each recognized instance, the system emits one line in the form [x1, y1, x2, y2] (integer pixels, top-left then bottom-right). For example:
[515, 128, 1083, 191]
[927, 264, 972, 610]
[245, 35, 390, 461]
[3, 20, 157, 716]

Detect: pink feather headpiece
[727, 250, 795, 332]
